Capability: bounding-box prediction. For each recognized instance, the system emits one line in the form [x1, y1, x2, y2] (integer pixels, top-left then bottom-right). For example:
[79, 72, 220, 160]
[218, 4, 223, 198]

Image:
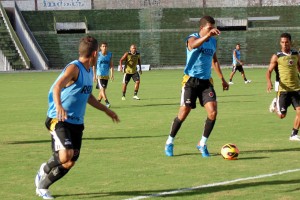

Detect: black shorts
[232, 64, 244, 72]
[96, 78, 108, 89]
[45, 117, 84, 161]
[123, 72, 140, 84]
[181, 77, 216, 109]
[277, 91, 300, 115]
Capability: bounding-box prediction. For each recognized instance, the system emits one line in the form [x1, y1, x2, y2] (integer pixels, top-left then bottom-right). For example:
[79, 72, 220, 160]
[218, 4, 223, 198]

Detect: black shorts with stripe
[45, 117, 84, 161]
[181, 77, 216, 109]
[277, 90, 300, 114]
[123, 72, 140, 84]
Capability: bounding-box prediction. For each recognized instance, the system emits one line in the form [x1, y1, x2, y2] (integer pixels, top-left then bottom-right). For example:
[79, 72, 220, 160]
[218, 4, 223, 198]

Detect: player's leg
[240, 67, 251, 83]
[35, 120, 83, 198]
[289, 92, 300, 141]
[96, 77, 102, 101]
[132, 72, 141, 100]
[290, 107, 300, 141]
[122, 74, 130, 100]
[100, 79, 110, 107]
[196, 84, 217, 157]
[229, 66, 236, 84]
[165, 79, 195, 156]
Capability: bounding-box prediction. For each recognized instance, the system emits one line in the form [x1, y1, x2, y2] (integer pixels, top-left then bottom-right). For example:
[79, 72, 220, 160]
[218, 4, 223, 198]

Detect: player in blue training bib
[35, 36, 120, 199]
[164, 16, 229, 158]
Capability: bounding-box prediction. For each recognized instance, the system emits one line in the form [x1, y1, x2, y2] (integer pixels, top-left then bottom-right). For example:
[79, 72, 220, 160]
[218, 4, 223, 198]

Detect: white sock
[166, 135, 174, 144]
[199, 136, 208, 146]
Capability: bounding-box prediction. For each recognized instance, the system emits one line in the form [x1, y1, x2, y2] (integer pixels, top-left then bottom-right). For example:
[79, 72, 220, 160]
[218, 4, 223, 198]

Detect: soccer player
[266, 32, 300, 141]
[35, 36, 120, 199]
[229, 43, 251, 84]
[164, 16, 229, 157]
[93, 42, 114, 108]
[119, 44, 142, 100]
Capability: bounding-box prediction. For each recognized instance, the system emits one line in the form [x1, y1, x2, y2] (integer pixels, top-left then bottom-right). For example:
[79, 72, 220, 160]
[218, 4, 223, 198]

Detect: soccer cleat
[196, 145, 210, 157]
[133, 95, 140, 100]
[165, 143, 174, 156]
[229, 81, 234, 85]
[289, 135, 300, 141]
[245, 80, 252, 84]
[106, 103, 111, 108]
[269, 98, 277, 113]
[121, 96, 126, 100]
[36, 188, 54, 199]
[35, 163, 47, 189]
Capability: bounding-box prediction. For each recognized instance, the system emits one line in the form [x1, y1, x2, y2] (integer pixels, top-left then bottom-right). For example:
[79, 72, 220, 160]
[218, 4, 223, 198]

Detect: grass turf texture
[1, 68, 300, 200]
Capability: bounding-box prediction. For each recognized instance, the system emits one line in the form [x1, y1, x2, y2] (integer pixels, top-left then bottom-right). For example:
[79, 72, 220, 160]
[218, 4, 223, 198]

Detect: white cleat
[289, 135, 300, 141]
[229, 81, 234, 85]
[269, 98, 277, 113]
[245, 80, 251, 84]
[133, 95, 140, 100]
[121, 96, 126, 100]
[36, 188, 54, 199]
[35, 163, 46, 189]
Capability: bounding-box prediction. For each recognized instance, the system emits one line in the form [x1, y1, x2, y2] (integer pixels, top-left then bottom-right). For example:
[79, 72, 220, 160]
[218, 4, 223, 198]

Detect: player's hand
[207, 28, 220, 37]
[105, 109, 120, 123]
[222, 81, 229, 91]
[267, 82, 273, 93]
[56, 105, 67, 121]
[139, 70, 142, 75]
[110, 75, 114, 81]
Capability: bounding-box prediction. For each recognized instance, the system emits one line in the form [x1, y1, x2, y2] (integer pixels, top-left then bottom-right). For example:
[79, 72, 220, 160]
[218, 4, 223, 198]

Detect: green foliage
[0, 69, 300, 200]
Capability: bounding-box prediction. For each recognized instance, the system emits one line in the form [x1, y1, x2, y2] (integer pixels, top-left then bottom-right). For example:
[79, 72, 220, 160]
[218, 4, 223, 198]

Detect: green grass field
[1, 68, 300, 200]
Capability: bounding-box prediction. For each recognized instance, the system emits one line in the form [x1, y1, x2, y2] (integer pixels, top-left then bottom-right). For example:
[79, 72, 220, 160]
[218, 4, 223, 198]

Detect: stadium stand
[19, 6, 300, 69]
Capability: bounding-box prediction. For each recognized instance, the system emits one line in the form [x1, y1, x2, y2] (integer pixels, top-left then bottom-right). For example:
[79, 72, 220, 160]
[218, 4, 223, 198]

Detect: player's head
[78, 36, 98, 65]
[130, 44, 137, 54]
[236, 43, 240, 50]
[99, 42, 108, 53]
[79, 36, 98, 58]
[280, 33, 292, 52]
[199, 16, 215, 35]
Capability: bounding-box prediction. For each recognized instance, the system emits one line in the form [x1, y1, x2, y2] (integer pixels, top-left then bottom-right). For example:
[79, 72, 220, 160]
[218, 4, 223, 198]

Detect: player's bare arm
[138, 58, 142, 74]
[119, 52, 128, 73]
[187, 28, 220, 51]
[92, 65, 97, 82]
[53, 64, 79, 121]
[266, 54, 278, 92]
[212, 53, 229, 90]
[110, 57, 114, 80]
[87, 94, 120, 123]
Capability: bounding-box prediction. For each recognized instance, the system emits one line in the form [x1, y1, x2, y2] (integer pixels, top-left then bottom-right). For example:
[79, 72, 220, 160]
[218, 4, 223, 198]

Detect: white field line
[124, 168, 300, 200]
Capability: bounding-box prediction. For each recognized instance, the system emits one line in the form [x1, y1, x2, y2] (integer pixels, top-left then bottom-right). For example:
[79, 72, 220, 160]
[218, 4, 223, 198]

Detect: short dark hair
[199, 16, 215, 27]
[280, 33, 291, 41]
[78, 36, 98, 57]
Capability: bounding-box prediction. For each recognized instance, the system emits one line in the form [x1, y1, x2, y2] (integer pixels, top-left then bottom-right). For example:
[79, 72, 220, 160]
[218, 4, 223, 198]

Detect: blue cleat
[165, 143, 174, 156]
[196, 145, 210, 157]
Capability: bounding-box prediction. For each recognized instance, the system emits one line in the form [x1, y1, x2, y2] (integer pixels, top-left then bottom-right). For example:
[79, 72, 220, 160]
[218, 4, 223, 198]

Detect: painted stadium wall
[1, 0, 300, 11]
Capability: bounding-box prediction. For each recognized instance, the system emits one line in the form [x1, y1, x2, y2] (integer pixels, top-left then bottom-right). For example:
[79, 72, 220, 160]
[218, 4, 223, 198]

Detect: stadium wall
[1, 0, 300, 11]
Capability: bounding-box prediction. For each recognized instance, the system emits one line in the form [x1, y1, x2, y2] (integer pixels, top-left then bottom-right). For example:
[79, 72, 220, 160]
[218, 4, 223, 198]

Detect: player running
[266, 32, 300, 141]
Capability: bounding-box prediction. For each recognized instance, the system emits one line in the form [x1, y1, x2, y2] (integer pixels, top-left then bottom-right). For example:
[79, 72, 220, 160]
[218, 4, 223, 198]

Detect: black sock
[44, 152, 61, 174]
[291, 128, 299, 136]
[134, 90, 138, 96]
[244, 78, 247, 81]
[203, 118, 216, 138]
[229, 79, 232, 82]
[40, 165, 70, 189]
[105, 99, 109, 104]
[122, 92, 126, 97]
[170, 117, 183, 138]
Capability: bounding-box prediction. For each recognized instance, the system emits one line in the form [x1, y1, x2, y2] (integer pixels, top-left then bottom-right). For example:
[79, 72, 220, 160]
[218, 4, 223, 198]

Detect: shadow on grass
[4, 135, 166, 145]
[53, 179, 300, 199]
